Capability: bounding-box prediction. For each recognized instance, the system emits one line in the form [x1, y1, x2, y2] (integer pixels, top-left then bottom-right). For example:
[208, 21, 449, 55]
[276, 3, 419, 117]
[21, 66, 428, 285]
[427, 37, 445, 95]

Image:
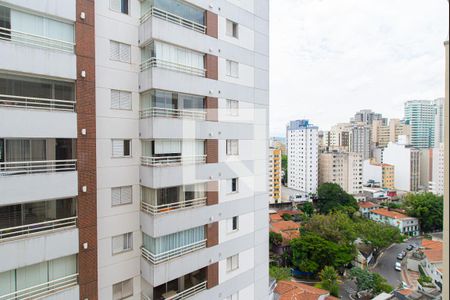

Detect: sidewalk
[402, 263, 419, 290]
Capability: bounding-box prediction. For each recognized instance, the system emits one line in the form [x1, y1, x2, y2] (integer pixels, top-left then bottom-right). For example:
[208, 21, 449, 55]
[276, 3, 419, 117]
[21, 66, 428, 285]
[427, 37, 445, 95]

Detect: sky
[269, 0, 449, 136]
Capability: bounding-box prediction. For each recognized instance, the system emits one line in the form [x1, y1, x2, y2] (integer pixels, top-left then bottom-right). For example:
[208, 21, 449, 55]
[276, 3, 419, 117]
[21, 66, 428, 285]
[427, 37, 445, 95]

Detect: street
[371, 237, 421, 288]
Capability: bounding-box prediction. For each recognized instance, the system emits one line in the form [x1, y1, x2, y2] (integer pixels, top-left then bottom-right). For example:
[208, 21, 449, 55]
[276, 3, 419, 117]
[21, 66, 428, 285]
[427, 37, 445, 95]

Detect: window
[226, 60, 239, 78]
[113, 278, 133, 300]
[111, 90, 132, 110]
[226, 254, 239, 272]
[112, 139, 131, 157]
[112, 232, 133, 254]
[227, 178, 239, 194]
[110, 0, 129, 14]
[110, 40, 131, 63]
[227, 216, 239, 232]
[226, 19, 239, 38]
[226, 99, 239, 116]
[225, 293, 239, 300]
[226, 140, 239, 156]
[111, 186, 132, 206]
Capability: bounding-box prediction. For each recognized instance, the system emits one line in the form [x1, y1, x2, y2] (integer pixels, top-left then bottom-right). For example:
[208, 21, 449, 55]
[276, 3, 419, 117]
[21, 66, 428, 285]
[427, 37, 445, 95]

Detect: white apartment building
[319, 151, 363, 195]
[430, 143, 445, 195]
[328, 123, 351, 151]
[0, 0, 270, 299]
[349, 123, 371, 160]
[369, 208, 420, 237]
[383, 141, 420, 192]
[287, 120, 319, 195]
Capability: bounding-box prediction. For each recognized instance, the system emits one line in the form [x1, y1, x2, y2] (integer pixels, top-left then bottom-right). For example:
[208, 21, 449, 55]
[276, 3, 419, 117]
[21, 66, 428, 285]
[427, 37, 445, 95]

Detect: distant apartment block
[319, 151, 363, 195]
[404, 99, 442, 148]
[287, 120, 319, 195]
[383, 142, 420, 192]
[372, 118, 410, 148]
[0, 0, 270, 299]
[352, 109, 386, 125]
[349, 123, 371, 160]
[369, 208, 420, 236]
[362, 159, 395, 189]
[430, 143, 445, 195]
[269, 147, 282, 203]
[327, 123, 351, 152]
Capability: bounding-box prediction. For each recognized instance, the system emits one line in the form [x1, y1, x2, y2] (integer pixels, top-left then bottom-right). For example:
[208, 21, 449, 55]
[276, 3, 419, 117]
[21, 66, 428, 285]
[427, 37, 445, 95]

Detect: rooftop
[421, 239, 443, 263]
[274, 281, 338, 300]
[270, 213, 283, 223]
[371, 208, 412, 220]
[358, 201, 379, 209]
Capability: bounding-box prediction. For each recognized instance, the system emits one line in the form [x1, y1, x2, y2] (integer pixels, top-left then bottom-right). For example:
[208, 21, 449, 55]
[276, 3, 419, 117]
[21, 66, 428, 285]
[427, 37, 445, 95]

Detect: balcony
[141, 155, 206, 167]
[141, 197, 206, 215]
[140, 107, 206, 120]
[142, 268, 207, 300]
[140, 57, 206, 77]
[0, 159, 76, 176]
[0, 94, 75, 112]
[141, 6, 206, 34]
[141, 239, 206, 265]
[0, 273, 78, 300]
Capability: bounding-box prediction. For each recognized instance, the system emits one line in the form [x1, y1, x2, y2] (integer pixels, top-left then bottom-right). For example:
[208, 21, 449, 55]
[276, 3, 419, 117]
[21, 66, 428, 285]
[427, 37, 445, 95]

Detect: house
[269, 216, 300, 255]
[358, 201, 381, 218]
[353, 239, 375, 269]
[369, 208, 420, 236]
[420, 240, 443, 291]
[274, 281, 338, 300]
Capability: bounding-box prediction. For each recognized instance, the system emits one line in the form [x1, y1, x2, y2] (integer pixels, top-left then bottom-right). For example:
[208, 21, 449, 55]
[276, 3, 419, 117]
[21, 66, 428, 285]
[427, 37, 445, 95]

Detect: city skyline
[270, 0, 449, 136]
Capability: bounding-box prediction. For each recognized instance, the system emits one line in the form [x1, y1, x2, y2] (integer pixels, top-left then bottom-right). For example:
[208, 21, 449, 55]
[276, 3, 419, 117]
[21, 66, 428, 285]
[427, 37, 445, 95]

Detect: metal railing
[141, 155, 206, 167]
[140, 57, 206, 77]
[140, 107, 206, 120]
[0, 273, 78, 300]
[165, 281, 207, 300]
[140, 6, 206, 34]
[0, 27, 75, 53]
[0, 94, 76, 112]
[140, 197, 207, 215]
[0, 216, 77, 242]
[0, 159, 77, 176]
[141, 239, 206, 264]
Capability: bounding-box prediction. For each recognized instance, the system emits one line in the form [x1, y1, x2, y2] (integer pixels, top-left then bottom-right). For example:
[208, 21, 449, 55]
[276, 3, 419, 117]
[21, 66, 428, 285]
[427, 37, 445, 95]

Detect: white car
[395, 262, 402, 271]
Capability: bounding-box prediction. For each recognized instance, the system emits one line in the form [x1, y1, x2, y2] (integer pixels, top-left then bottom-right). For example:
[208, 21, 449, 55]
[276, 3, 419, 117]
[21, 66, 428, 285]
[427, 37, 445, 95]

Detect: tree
[304, 211, 357, 245]
[299, 202, 314, 216]
[354, 218, 403, 252]
[319, 266, 339, 297]
[290, 232, 355, 273]
[269, 231, 283, 247]
[269, 266, 291, 281]
[282, 154, 288, 184]
[316, 183, 358, 214]
[403, 193, 443, 232]
[282, 213, 293, 221]
[349, 268, 393, 295]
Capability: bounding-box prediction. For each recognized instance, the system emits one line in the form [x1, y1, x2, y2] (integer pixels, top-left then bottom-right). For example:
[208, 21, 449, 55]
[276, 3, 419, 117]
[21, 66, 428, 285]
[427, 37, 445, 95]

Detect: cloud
[269, 0, 449, 136]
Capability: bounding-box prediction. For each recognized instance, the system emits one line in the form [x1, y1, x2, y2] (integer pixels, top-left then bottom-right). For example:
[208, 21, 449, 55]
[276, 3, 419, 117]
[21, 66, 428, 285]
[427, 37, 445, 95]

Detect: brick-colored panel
[205, 54, 218, 80]
[207, 181, 218, 205]
[76, 0, 97, 299]
[205, 11, 218, 38]
[207, 262, 219, 289]
[206, 97, 218, 122]
[206, 222, 218, 247]
[205, 140, 218, 164]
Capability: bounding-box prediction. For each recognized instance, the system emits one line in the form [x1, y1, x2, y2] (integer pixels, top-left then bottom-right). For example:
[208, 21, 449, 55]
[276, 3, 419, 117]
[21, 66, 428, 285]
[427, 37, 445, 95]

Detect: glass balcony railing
[141, 239, 206, 264]
[141, 155, 206, 167]
[141, 197, 206, 215]
[140, 107, 206, 120]
[140, 57, 206, 77]
[140, 6, 206, 34]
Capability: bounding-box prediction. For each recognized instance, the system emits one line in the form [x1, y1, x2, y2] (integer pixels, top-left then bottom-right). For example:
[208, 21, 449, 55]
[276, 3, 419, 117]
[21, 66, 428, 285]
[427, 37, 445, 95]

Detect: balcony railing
[140, 107, 206, 120]
[141, 239, 206, 264]
[0, 159, 77, 176]
[0, 216, 77, 242]
[141, 197, 207, 215]
[0, 27, 75, 53]
[141, 155, 206, 167]
[140, 6, 206, 34]
[165, 281, 207, 300]
[0, 94, 76, 112]
[140, 57, 206, 77]
[0, 273, 78, 300]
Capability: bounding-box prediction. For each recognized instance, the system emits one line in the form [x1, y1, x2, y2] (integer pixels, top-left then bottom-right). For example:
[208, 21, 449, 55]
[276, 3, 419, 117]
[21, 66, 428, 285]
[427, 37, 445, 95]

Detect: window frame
[111, 186, 133, 207]
[226, 99, 239, 116]
[226, 254, 239, 272]
[112, 232, 133, 255]
[226, 139, 239, 156]
[111, 89, 132, 110]
[110, 0, 129, 15]
[112, 278, 133, 300]
[226, 19, 239, 38]
[110, 40, 131, 63]
[112, 139, 132, 158]
[226, 60, 239, 78]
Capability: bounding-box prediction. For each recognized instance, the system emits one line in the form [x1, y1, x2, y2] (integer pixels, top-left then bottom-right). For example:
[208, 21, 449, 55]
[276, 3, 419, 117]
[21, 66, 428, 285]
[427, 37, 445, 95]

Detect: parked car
[395, 262, 402, 271]
[397, 253, 405, 260]
[406, 244, 415, 251]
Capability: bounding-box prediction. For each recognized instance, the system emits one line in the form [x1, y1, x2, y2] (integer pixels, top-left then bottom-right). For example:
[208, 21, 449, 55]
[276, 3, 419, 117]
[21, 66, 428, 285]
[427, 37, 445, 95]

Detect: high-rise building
[287, 120, 319, 195]
[362, 159, 395, 189]
[430, 144, 444, 195]
[269, 147, 282, 204]
[328, 123, 351, 151]
[434, 98, 445, 145]
[352, 109, 386, 125]
[0, 1, 269, 299]
[319, 151, 363, 195]
[372, 118, 410, 148]
[349, 123, 371, 160]
[404, 100, 438, 148]
[383, 142, 420, 192]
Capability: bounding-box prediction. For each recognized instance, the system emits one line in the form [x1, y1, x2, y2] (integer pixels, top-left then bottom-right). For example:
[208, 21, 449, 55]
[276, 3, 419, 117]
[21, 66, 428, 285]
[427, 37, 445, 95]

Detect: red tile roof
[278, 210, 303, 216]
[358, 201, 378, 209]
[370, 208, 410, 219]
[421, 239, 443, 263]
[270, 213, 283, 222]
[275, 281, 334, 300]
[271, 220, 300, 232]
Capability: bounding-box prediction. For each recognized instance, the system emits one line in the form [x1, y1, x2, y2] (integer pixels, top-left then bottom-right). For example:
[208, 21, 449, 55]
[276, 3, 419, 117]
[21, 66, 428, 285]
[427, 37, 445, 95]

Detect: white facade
[363, 159, 382, 185]
[287, 120, 319, 195]
[369, 210, 420, 236]
[383, 142, 420, 192]
[430, 143, 445, 195]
